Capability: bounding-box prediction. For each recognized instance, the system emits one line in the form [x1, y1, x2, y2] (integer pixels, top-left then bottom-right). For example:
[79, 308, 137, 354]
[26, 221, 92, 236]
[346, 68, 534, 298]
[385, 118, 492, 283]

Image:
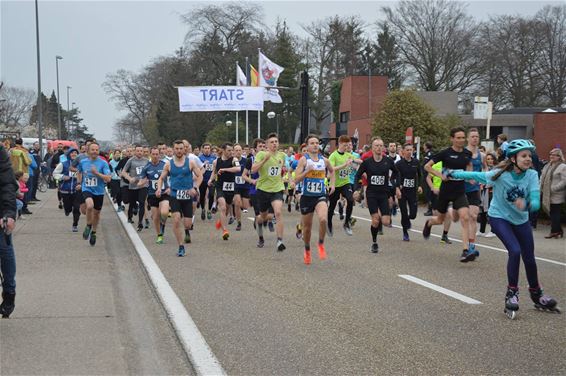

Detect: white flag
[259, 51, 284, 88]
[236, 65, 247, 86]
[264, 88, 282, 103]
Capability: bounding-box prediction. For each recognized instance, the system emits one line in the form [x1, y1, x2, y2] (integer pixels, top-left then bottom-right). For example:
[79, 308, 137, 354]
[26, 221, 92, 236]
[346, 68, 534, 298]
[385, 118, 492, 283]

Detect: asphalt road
[133, 200, 566, 375]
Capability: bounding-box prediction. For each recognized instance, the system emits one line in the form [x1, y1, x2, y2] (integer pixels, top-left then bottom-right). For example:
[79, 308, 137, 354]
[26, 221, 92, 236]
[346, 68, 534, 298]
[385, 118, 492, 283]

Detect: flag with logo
[258, 51, 284, 103]
[236, 64, 247, 86]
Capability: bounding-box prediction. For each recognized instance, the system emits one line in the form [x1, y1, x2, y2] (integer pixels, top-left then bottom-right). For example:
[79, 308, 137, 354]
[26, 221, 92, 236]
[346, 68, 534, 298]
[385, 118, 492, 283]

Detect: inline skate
[530, 287, 561, 314]
[504, 288, 519, 320]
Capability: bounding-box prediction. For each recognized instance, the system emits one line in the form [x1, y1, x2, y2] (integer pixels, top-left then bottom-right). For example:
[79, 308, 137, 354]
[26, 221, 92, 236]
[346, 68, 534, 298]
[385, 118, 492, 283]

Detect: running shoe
[460, 249, 476, 263]
[422, 220, 432, 239]
[228, 216, 235, 225]
[117, 206, 124, 213]
[137, 223, 143, 232]
[317, 243, 327, 260]
[177, 246, 186, 257]
[156, 234, 163, 244]
[296, 223, 302, 239]
[128, 217, 134, 224]
[253, 218, 257, 229]
[440, 234, 452, 244]
[58, 202, 63, 209]
[82, 226, 91, 240]
[89, 232, 96, 246]
[207, 211, 212, 220]
[257, 237, 265, 248]
[236, 222, 242, 231]
[201, 211, 206, 221]
[211, 205, 217, 214]
[484, 231, 496, 238]
[370, 243, 379, 254]
[243, 209, 248, 213]
[276, 239, 286, 252]
[343, 224, 352, 236]
[403, 232, 410, 241]
[184, 231, 191, 244]
[215, 220, 222, 230]
[268, 220, 274, 232]
[64, 210, 70, 217]
[72, 225, 78, 233]
[222, 230, 230, 240]
[350, 218, 357, 227]
[327, 223, 333, 237]
[304, 249, 311, 265]
[469, 244, 480, 259]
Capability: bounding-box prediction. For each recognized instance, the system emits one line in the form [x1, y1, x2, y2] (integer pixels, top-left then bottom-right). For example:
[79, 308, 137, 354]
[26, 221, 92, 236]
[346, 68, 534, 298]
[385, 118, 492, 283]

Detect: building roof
[495, 107, 566, 115]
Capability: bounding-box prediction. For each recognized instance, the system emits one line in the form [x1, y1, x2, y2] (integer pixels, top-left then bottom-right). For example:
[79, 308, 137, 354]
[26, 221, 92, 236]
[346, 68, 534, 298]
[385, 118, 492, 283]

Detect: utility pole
[300, 71, 309, 144]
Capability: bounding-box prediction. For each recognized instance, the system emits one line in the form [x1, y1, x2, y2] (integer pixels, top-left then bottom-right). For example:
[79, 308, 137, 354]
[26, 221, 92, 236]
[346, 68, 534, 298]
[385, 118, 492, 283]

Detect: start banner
[178, 86, 264, 112]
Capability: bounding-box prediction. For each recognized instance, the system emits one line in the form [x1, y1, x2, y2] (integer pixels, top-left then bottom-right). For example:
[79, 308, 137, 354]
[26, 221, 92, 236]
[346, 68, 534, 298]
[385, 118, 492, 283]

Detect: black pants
[328, 184, 354, 226]
[199, 181, 215, 211]
[128, 188, 147, 223]
[423, 177, 433, 210]
[550, 204, 563, 234]
[109, 180, 121, 205]
[31, 172, 39, 199]
[62, 192, 81, 226]
[399, 190, 418, 231]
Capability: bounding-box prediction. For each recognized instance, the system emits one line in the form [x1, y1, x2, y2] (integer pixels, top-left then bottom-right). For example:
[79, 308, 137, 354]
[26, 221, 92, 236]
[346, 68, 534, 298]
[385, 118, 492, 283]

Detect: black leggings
[62, 192, 81, 226]
[198, 181, 215, 211]
[550, 204, 563, 234]
[399, 191, 418, 231]
[128, 188, 148, 223]
[328, 184, 354, 225]
[109, 180, 122, 205]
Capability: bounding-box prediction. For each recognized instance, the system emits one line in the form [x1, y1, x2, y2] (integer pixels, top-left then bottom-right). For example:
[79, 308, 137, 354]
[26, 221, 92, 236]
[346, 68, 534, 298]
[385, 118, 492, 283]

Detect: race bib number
[268, 166, 280, 177]
[403, 178, 415, 188]
[305, 181, 323, 194]
[135, 166, 144, 175]
[69, 171, 77, 178]
[85, 177, 98, 187]
[176, 189, 191, 200]
[235, 176, 245, 185]
[370, 175, 385, 186]
[339, 168, 350, 178]
[205, 163, 214, 172]
[151, 180, 164, 191]
[223, 182, 235, 192]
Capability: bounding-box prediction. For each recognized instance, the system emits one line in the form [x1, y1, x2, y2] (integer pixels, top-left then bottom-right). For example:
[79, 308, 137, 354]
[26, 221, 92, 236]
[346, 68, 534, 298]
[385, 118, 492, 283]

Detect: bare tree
[113, 114, 145, 145]
[0, 85, 36, 126]
[537, 5, 566, 107]
[383, 0, 481, 91]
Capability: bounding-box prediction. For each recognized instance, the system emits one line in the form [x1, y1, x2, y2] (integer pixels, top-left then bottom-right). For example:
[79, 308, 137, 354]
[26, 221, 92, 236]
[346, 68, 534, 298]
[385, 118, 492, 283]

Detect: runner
[251, 133, 287, 250]
[75, 143, 111, 246]
[386, 142, 401, 219]
[465, 128, 486, 254]
[395, 143, 422, 241]
[233, 144, 249, 231]
[185, 141, 203, 230]
[121, 145, 149, 231]
[53, 148, 81, 232]
[353, 137, 397, 253]
[198, 143, 216, 221]
[294, 135, 335, 264]
[448, 139, 560, 318]
[425, 160, 453, 244]
[156, 140, 202, 257]
[108, 149, 122, 207]
[423, 127, 475, 262]
[207, 143, 240, 240]
[328, 135, 357, 236]
[116, 146, 133, 213]
[138, 147, 169, 244]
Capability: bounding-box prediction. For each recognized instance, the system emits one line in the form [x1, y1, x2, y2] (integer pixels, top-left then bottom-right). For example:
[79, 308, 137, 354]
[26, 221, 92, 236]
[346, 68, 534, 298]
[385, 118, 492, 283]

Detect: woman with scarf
[540, 148, 565, 239]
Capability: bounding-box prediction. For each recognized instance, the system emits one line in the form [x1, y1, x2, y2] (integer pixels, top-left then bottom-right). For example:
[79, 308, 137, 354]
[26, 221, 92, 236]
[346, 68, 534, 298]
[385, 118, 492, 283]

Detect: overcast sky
[1, 0, 562, 141]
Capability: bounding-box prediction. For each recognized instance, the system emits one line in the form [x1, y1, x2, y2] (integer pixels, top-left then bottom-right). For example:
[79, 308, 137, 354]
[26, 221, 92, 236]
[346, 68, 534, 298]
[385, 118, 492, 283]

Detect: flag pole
[245, 57, 250, 143]
[257, 48, 261, 138]
[235, 61, 239, 144]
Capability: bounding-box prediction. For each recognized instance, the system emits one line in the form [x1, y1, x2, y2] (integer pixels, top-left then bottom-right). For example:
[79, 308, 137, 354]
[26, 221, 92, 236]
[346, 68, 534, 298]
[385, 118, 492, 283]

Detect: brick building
[533, 112, 566, 159]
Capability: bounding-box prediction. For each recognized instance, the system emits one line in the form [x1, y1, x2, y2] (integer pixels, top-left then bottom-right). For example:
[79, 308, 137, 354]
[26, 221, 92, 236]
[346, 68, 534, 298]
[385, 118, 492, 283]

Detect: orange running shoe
[222, 230, 230, 240]
[318, 243, 327, 260]
[215, 220, 222, 230]
[304, 249, 311, 265]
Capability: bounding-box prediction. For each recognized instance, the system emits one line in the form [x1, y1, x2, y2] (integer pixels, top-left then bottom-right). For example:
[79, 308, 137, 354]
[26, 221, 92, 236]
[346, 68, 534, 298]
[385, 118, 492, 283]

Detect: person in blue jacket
[448, 139, 560, 319]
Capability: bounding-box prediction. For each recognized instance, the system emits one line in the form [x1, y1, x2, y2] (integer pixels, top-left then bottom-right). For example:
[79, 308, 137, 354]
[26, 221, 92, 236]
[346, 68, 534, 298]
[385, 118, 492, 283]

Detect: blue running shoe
[177, 246, 186, 257]
[402, 232, 410, 241]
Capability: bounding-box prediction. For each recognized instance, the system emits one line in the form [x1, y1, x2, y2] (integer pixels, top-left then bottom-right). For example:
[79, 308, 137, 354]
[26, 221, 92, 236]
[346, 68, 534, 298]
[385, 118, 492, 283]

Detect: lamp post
[35, 0, 44, 158]
[66, 85, 71, 139]
[267, 111, 279, 137]
[225, 120, 233, 142]
[55, 55, 63, 139]
[71, 102, 76, 139]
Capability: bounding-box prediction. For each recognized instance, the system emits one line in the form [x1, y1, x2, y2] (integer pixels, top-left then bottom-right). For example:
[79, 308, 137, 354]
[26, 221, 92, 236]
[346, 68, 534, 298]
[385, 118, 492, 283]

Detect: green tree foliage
[372, 91, 450, 148]
[205, 122, 246, 145]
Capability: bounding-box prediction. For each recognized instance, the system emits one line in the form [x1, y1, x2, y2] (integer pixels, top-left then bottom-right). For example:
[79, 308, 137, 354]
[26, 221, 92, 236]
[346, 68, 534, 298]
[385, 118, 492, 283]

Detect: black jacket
[0, 146, 18, 220]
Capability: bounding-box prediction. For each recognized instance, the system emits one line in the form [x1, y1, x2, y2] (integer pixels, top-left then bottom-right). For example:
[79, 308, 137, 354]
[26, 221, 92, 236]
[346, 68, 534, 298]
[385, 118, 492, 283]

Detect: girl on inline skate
[447, 139, 560, 319]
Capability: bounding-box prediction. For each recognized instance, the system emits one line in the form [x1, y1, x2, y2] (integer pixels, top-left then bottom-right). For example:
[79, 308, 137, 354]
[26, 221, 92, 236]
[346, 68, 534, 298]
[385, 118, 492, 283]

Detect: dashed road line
[399, 275, 482, 304]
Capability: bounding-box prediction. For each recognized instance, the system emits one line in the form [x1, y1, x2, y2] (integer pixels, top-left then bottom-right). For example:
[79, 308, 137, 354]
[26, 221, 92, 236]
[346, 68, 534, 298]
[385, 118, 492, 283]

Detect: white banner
[178, 86, 264, 112]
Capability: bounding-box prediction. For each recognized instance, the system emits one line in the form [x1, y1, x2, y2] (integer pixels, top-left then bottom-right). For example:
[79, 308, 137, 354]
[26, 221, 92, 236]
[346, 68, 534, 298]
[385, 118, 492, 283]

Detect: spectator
[0, 141, 18, 318]
[540, 148, 566, 239]
[30, 142, 42, 201]
[9, 138, 32, 175]
[497, 134, 509, 161]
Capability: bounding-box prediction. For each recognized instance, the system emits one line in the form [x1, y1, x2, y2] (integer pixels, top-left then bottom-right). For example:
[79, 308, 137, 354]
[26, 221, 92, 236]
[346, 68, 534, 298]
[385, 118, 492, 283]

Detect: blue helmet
[505, 139, 535, 158]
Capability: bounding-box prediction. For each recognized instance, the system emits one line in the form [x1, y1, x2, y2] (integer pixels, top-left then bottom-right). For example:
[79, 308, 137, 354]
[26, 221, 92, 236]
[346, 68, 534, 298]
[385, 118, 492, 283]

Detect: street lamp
[35, 0, 44, 158]
[71, 102, 76, 139]
[267, 111, 279, 137]
[66, 85, 71, 139]
[55, 55, 63, 139]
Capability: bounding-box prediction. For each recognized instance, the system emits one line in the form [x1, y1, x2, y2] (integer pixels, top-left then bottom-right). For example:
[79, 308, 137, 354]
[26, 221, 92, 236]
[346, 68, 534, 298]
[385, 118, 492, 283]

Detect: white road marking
[346, 213, 566, 267]
[109, 194, 226, 376]
[399, 275, 482, 304]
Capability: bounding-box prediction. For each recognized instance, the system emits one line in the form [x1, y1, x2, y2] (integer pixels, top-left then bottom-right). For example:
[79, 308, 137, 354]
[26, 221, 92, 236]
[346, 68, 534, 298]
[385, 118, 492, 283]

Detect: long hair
[491, 158, 514, 181]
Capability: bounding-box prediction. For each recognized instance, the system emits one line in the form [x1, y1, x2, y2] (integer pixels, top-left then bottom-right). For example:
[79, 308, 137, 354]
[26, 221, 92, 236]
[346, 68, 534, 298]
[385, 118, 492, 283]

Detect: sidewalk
[0, 190, 191, 375]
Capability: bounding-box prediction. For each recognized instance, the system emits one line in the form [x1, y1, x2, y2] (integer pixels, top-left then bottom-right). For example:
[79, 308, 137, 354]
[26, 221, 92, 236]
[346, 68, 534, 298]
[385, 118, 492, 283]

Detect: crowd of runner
[1, 128, 562, 319]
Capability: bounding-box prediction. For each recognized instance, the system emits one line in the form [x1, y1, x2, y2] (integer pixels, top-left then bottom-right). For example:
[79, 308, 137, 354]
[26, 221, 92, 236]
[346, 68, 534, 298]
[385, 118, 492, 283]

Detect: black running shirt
[354, 156, 397, 195]
[431, 147, 472, 194]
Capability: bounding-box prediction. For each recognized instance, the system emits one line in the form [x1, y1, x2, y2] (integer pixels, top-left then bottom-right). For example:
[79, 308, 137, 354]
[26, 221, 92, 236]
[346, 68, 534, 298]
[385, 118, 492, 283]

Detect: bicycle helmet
[505, 139, 535, 158]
